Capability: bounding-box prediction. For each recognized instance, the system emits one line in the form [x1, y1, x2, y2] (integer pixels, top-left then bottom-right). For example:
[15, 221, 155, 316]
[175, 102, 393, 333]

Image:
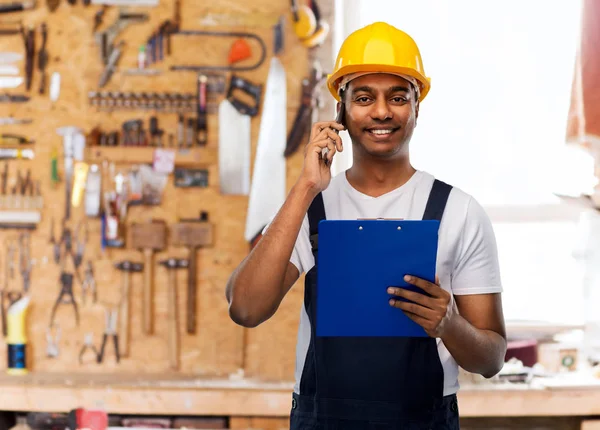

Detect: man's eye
[392, 97, 408, 103]
[356, 96, 370, 103]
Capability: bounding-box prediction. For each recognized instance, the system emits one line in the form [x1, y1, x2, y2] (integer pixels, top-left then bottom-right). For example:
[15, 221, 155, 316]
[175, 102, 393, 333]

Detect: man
[226, 22, 506, 429]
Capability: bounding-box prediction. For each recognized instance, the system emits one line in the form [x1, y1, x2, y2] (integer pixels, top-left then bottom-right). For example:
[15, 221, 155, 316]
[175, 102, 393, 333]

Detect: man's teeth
[370, 129, 393, 135]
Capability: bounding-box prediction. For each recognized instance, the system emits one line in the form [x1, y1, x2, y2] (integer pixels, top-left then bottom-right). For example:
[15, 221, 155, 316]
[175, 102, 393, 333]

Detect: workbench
[2, 373, 600, 423]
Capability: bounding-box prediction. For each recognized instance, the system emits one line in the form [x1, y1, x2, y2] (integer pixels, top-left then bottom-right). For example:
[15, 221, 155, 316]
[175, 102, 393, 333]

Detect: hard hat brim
[327, 65, 431, 102]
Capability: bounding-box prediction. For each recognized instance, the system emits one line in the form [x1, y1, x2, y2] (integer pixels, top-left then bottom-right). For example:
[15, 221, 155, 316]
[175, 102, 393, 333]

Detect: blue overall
[290, 180, 460, 430]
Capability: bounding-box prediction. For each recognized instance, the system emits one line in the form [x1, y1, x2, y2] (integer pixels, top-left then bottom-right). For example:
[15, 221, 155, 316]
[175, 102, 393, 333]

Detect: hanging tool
[171, 30, 266, 72]
[46, 325, 60, 358]
[1, 239, 20, 337]
[73, 221, 87, 269]
[78, 332, 99, 364]
[98, 40, 124, 88]
[245, 22, 287, 247]
[93, 6, 107, 32]
[228, 39, 252, 64]
[0, 93, 29, 103]
[218, 74, 260, 192]
[0, 65, 19, 75]
[114, 260, 142, 357]
[177, 114, 184, 148]
[38, 23, 48, 95]
[19, 232, 31, 293]
[50, 146, 60, 186]
[0, 52, 22, 63]
[1, 290, 21, 337]
[81, 261, 96, 304]
[49, 217, 60, 263]
[49, 272, 79, 327]
[50, 71, 60, 101]
[170, 212, 213, 334]
[57, 126, 84, 220]
[196, 74, 207, 146]
[0, 134, 34, 145]
[285, 62, 326, 157]
[129, 220, 166, 335]
[159, 258, 187, 370]
[0, 1, 35, 14]
[226, 75, 262, 117]
[0, 148, 34, 159]
[0, 77, 23, 88]
[0, 118, 32, 125]
[94, 9, 148, 65]
[218, 96, 251, 195]
[97, 307, 119, 363]
[20, 24, 35, 91]
[0, 22, 21, 36]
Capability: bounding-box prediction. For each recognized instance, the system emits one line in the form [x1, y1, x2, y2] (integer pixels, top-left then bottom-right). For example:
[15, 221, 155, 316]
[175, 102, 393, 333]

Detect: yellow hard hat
[327, 22, 431, 102]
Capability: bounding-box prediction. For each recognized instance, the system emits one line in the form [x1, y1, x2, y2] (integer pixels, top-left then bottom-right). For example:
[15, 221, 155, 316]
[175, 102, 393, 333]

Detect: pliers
[49, 272, 79, 327]
[79, 332, 99, 364]
[98, 307, 119, 363]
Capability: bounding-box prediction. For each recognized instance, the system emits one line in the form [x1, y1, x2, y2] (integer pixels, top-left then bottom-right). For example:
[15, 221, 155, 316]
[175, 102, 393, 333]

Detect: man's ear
[414, 101, 420, 125]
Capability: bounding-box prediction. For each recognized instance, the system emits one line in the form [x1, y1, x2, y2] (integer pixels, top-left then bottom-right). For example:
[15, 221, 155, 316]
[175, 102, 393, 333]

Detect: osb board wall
[0, 0, 314, 379]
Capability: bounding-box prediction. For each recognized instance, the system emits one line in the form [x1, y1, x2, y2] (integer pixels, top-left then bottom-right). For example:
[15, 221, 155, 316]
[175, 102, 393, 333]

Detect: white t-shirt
[289, 169, 503, 396]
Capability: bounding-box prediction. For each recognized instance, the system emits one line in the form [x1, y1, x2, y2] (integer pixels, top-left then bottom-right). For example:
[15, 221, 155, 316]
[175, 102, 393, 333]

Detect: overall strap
[308, 192, 326, 253]
[422, 179, 452, 221]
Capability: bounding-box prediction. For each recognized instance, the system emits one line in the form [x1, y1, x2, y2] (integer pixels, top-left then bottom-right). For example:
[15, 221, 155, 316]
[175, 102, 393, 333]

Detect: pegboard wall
[0, 0, 315, 380]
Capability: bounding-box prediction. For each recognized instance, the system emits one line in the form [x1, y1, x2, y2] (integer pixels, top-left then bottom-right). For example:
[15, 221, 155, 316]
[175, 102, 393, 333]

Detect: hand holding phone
[321, 102, 346, 166]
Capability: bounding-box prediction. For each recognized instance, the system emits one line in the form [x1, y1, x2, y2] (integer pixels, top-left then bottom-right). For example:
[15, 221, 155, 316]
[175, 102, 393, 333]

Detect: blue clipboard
[316, 219, 439, 337]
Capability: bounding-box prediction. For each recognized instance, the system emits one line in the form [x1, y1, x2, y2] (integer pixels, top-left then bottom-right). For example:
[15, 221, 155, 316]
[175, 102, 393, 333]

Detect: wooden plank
[86, 146, 217, 167]
[0, 374, 600, 418]
[229, 417, 290, 430]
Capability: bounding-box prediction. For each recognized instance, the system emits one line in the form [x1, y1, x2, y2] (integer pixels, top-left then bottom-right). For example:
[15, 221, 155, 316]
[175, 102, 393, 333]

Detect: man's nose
[371, 98, 392, 121]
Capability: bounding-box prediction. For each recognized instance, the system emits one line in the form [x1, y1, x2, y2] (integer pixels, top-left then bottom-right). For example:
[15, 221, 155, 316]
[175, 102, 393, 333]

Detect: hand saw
[218, 76, 260, 195]
[170, 30, 266, 72]
[244, 55, 286, 244]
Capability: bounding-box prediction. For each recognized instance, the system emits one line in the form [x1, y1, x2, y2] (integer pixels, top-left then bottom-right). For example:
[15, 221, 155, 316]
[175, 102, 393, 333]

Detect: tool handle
[0, 3, 25, 14]
[97, 334, 108, 363]
[284, 103, 311, 158]
[186, 247, 197, 334]
[119, 273, 130, 357]
[168, 269, 179, 370]
[142, 248, 153, 335]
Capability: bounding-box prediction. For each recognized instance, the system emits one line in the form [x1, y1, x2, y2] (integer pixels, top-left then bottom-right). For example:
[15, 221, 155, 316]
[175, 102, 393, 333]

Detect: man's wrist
[292, 179, 320, 205]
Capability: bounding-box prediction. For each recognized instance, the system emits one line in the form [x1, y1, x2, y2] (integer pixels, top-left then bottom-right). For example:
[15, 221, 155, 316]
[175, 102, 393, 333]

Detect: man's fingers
[403, 275, 444, 297]
[387, 287, 435, 310]
[397, 308, 431, 332]
[389, 299, 435, 320]
[310, 139, 336, 163]
[314, 128, 343, 151]
[310, 122, 345, 143]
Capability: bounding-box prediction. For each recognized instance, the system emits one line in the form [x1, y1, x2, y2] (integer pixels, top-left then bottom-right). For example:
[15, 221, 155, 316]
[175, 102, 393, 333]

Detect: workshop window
[334, 0, 592, 325]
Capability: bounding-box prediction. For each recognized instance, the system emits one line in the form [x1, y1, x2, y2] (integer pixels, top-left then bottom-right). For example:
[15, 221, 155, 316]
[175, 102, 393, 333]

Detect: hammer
[170, 211, 213, 334]
[159, 258, 188, 370]
[115, 260, 143, 358]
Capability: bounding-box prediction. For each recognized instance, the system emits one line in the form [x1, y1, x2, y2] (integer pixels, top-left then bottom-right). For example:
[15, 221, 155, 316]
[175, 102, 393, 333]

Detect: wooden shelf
[1, 373, 600, 417]
[85, 146, 217, 167]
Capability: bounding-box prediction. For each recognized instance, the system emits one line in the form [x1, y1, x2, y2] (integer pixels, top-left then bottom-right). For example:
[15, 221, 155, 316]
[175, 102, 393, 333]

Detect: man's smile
[365, 126, 400, 140]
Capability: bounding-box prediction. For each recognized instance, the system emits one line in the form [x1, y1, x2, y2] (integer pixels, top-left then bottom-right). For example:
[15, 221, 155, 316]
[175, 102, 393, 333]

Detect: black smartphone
[335, 101, 346, 127]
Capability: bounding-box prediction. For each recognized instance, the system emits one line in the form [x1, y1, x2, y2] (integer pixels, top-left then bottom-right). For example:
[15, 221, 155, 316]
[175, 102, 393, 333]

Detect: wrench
[95, 9, 148, 65]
